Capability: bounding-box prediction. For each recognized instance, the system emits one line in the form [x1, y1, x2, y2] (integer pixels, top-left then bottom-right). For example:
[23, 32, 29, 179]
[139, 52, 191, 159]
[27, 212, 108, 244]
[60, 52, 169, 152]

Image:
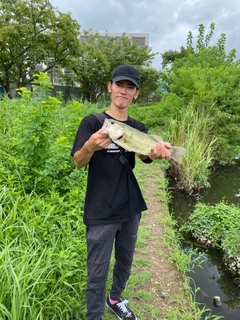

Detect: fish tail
[171, 147, 186, 165]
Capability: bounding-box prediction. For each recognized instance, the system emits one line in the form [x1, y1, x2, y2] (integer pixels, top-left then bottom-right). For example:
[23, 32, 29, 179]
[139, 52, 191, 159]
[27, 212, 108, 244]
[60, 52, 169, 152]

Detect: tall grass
[0, 184, 87, 319]
[168, 103, 218, 193]
[0, 240, 64, 320]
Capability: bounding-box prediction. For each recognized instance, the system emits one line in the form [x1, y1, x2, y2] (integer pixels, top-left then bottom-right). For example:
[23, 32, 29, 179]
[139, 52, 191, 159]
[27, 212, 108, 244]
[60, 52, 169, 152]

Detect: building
[80, 32, 151, 50]
[80, 32, 152, 53]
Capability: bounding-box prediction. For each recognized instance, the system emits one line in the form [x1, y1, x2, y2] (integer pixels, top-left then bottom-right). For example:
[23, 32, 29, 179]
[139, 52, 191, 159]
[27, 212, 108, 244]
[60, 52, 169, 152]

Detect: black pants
[85, 213, 141, 320]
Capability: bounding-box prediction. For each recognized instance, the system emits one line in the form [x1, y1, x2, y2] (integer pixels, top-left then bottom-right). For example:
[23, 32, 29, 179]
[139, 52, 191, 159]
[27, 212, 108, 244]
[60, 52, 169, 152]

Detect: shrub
[181, 201, 240, 250]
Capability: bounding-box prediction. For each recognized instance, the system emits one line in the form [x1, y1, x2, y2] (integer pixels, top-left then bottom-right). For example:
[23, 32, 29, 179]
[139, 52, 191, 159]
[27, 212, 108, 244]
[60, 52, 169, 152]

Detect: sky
[49, 0, 240, 69]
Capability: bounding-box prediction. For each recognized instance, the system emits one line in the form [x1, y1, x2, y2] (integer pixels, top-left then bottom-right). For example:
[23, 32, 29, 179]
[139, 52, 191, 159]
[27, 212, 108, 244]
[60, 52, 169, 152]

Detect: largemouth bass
[101, 118, 186, 164]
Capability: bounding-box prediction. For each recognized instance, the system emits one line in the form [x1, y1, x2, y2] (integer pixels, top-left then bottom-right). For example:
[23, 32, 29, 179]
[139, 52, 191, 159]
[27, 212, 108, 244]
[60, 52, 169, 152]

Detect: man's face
[108, 80, 140, 110]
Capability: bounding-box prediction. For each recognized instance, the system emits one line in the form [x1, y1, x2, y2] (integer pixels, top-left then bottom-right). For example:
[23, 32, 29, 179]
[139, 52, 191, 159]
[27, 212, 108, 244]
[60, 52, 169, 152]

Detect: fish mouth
[116, 134, 124, 140]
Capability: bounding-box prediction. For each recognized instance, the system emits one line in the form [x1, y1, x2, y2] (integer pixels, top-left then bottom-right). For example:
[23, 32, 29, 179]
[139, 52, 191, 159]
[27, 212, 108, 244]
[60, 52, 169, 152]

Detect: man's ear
[107, 81, 112, 93]
[134, 89, 140, 99]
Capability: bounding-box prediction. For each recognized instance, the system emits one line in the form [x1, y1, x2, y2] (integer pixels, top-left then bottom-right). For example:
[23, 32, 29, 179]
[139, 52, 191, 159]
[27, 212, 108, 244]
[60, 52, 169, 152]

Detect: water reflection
[169, 161, 240, 319]
[184, 246, 240, 319]
[169, 161, 240, 221]
[201, 163, 240, 207]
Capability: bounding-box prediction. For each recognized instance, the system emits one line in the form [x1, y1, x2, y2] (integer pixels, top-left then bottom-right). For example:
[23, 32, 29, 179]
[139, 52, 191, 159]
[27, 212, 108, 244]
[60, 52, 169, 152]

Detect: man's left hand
[149, 142, 172, 160]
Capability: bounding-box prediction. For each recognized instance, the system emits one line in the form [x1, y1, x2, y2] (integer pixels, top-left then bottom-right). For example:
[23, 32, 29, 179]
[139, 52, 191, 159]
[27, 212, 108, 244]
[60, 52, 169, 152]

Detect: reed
[168, 103, 218, 193]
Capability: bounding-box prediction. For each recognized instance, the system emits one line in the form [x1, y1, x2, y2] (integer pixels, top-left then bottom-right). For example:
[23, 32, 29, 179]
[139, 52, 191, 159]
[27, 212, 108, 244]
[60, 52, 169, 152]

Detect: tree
[161, 46, 190, 68]
[161, 22, 220, 68]
[66, 31, 156, 102]
[138, 67, 160, 102]
[160, 22, 238, 93]
[0, 0, 81, 94]
[160, 33, 240, 163]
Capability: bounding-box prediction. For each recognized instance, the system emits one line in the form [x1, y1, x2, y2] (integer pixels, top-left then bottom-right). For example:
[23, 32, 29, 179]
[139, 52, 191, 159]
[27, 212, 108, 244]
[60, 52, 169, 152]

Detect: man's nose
[120, 85, 128, 93]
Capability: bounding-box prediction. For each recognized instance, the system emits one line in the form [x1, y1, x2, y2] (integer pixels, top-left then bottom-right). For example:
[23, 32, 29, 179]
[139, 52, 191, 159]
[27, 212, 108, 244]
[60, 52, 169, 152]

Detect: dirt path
[134, 161, 184, 318]
[104, 161, 187, 319]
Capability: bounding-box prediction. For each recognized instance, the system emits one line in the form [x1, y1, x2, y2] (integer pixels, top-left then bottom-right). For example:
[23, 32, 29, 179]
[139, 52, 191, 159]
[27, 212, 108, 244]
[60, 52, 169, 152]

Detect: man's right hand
[73, 130, 111, 168]
[85, 130, 112, 152]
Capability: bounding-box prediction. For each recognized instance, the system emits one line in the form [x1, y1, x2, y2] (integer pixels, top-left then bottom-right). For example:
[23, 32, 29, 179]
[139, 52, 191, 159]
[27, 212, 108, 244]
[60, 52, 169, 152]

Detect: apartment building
[80, 32, 151, 51]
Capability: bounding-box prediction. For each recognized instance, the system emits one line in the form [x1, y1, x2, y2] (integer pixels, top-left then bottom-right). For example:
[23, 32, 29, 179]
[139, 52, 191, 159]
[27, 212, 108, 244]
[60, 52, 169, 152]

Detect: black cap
[111, 65, 140, 88]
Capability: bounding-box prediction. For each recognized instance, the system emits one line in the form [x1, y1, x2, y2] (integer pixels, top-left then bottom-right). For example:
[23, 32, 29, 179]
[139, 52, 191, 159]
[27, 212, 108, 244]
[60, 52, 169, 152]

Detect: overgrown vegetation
[0, 185, 86, 319]
[159, 23, 240, 166]
[180, 201, 240, 275]
[0, 74, 88, 319]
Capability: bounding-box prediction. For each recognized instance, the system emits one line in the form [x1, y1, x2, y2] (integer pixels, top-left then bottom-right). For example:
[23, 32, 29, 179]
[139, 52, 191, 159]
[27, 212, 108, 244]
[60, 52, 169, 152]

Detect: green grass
[0, 185, 86, 320]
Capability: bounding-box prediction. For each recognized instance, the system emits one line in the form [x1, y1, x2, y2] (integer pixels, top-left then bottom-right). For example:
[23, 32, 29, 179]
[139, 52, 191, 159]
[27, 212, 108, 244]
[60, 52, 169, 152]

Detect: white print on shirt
[105, 143, 129, 155]
[105, 142, 120, 153]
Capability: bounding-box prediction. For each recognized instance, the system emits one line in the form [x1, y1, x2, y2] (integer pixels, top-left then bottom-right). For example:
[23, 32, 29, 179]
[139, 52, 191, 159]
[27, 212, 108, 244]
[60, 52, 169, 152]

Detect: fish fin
[171, 147, 186, 165]
[149, 134, 163, 143]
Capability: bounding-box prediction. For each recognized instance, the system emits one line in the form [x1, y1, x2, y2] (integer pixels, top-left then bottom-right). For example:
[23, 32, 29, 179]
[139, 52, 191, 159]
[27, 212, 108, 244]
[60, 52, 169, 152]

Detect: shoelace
[125, 312, 133, 318]
[116, 300, 131, 315]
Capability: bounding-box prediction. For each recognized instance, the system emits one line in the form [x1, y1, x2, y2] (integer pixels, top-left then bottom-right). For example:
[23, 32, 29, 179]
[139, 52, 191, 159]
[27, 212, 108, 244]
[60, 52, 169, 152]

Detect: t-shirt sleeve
[130, 118, 148, 134]
[71, 116, 98, 156]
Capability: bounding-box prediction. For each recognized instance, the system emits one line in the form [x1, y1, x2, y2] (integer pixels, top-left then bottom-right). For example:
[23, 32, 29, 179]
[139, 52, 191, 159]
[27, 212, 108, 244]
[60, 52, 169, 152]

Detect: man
[71, 65, 171, 320]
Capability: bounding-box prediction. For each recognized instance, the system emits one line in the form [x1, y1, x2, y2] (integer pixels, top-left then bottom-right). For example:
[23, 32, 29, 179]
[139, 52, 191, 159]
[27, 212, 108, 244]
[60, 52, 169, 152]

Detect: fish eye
[110, 121, 114, 124]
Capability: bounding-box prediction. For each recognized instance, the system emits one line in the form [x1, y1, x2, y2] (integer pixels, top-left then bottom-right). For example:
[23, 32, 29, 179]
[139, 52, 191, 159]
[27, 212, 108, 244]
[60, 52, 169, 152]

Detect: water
[168, 161, 240, 320]
[200, 162, 240, 207]
[183, 246, 240, 319]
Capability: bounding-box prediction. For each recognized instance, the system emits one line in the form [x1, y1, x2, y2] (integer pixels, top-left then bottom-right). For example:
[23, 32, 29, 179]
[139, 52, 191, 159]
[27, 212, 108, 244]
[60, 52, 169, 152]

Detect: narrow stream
[168, 160, 240, 320]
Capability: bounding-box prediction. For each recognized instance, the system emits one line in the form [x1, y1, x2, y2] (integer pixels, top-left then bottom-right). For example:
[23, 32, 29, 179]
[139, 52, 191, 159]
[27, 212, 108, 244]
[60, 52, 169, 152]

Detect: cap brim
[111, 76, 139, 88]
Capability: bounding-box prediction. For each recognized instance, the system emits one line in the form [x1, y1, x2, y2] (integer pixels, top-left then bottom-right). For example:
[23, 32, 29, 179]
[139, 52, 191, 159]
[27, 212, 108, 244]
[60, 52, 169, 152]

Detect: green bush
[222, 229, 240, 258]
[161, 48, 240, 163]
[0, 74, 85, 194]
[128, 103, 167, 131]
[181, 201, 240, 251]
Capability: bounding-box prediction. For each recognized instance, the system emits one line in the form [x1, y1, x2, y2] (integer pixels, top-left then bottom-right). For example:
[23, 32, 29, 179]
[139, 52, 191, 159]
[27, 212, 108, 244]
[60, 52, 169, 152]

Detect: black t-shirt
[71, 112, 149, 225]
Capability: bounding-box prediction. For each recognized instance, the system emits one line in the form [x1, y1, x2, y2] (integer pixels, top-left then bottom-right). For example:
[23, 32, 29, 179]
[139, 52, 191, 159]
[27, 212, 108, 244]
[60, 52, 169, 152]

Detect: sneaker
[106, 296, 138, 320]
